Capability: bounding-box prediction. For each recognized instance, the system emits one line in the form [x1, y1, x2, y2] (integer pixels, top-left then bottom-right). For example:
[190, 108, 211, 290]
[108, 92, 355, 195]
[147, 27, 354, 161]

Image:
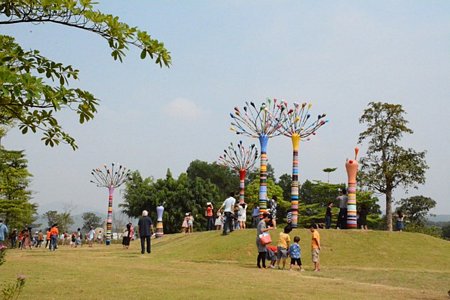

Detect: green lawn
[1, 229, 449, 299]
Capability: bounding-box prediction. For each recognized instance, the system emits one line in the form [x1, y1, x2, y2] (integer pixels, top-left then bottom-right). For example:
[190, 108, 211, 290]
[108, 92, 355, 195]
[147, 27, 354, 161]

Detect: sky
[2, 1, 450, 217]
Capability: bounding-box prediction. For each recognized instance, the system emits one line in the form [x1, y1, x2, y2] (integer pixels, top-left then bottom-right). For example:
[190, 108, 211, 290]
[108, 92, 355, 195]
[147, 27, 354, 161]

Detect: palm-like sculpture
[279, 102, 327, 227]
[230, 99, 285, 214]
[218, 141, 259, 204]
[90, 163, 130, 245]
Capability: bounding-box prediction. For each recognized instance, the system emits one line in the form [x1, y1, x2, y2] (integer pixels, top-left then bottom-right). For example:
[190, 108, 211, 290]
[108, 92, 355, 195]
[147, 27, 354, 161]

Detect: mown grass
[1, 229, 449, 299]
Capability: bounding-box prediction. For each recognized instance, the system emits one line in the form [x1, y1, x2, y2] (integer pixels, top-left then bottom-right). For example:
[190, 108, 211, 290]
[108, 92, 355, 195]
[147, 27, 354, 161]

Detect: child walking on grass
[289, 236, 304, 271]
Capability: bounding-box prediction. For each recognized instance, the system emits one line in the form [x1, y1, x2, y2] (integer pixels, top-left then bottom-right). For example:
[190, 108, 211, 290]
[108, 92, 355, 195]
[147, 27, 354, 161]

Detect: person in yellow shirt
[310, 224, 321, 271]
[276, 225, 292, 270]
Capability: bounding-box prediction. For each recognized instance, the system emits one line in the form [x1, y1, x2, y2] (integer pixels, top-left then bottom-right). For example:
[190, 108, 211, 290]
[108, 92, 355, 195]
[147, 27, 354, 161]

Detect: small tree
[358, 102, 428, 231]
[322, 167, 337, 183]
[396, 195, 436, 227]
[81, 212, 102, 232]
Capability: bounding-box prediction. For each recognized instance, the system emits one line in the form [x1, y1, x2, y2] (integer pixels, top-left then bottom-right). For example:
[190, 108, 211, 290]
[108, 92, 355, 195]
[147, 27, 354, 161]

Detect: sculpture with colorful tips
[90, 163, 131, 245]
[230, 99, 285, 214]
[218, 141, 259, 204]
[345, 147, 359, 229]
[278, 101, 327, 227]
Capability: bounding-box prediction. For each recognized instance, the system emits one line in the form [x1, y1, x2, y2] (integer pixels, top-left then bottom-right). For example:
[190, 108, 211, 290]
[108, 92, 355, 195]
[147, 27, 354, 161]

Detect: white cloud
[162, 98, 205, 121]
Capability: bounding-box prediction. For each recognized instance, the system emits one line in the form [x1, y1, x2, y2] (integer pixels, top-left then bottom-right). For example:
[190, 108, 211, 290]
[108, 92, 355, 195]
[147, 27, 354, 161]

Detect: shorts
[312, 248, 320, 263]
[277, 247, 288, 259]
[290, 258, 302, 266]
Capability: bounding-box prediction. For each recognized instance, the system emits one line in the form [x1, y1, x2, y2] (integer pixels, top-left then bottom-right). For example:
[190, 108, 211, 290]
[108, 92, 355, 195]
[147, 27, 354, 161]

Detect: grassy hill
[1, 229, 449, 299]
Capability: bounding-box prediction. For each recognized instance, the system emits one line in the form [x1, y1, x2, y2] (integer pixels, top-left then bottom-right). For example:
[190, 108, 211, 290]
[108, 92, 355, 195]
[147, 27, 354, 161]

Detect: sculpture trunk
[258, 135, 269, 215]
[345, 159, 358, 229]
[239, 169, 246, 204]
[106, 186, 115, 245]
[156, 205, 164, 238]
[290, 133, 300, 228]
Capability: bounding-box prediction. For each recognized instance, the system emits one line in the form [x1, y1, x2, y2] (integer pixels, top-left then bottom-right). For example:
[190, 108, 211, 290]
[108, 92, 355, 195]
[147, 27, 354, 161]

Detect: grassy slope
[1, 229, 449, 300]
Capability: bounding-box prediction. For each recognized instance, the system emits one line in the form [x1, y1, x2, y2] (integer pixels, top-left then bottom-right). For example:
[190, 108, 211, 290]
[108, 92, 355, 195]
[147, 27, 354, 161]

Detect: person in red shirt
[205, 202, 214, 231]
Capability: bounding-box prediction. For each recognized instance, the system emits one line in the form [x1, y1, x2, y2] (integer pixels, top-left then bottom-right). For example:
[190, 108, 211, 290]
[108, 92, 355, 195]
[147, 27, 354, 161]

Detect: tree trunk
[386, 189, 393, 231]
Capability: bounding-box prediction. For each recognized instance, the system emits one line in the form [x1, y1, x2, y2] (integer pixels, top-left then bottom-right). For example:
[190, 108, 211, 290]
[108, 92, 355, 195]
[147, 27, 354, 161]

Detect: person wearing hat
[205, 202, 214, 231]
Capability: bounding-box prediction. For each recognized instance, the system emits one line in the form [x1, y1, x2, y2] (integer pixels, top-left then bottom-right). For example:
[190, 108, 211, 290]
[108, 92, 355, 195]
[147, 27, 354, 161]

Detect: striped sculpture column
[278, 102, 328, 228]
[105, 186, 114, 245]
[229, 99, 285, 218]
[239, 169, 246, 204]
[258, 135, 269, 214]
[346, 147, 359, 229]
[156, 205, 164, 238]
[218, 141, 258, 207]
[290, 133, 300, 227]
[90, 163, 130, 246]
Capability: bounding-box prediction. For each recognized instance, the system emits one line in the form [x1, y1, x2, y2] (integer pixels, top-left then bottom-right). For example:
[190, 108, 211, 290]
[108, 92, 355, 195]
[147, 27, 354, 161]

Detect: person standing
[49, 224, 59, 251]
[358, 204, 369, 230]
[138, 210, 153, 254]
[87, 227, 95, 247]
[238, 202, 248, 229]
[9, 229, 17, 248]
[37, 230, 44, 247]
[336, 189, 348, 229]
[396, 211, 405, 232]
[251, 205, 260, 228]
[276, 225, 292, 270]
[219, 192, 236, 235]
[325, 202, 333, 229]
[256, 212, 272, 269]
[122, 223, 131, 249]
[0, 219, 9, 249]
[205, 202, 214, 231]
[268, 195, 278, 229]
[310, 224, 321, 272]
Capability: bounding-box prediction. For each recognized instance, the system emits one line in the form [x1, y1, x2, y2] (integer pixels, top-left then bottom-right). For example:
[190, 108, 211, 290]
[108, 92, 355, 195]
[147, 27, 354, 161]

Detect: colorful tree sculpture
[218, 141, 259, 204]
[279, 102, 327, 228]
[90, 163, 130, 245]
[346, 147, 359, 229]
[230, 99, 285, 214]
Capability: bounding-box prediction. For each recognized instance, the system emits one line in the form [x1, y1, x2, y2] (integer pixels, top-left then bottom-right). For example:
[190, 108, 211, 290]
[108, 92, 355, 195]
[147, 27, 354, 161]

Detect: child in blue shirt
[289, 236, 304, 271]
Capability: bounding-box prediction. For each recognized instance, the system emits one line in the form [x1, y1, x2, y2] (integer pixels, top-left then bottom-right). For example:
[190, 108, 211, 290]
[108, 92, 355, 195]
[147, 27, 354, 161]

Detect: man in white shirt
[219, 192, 236, 235]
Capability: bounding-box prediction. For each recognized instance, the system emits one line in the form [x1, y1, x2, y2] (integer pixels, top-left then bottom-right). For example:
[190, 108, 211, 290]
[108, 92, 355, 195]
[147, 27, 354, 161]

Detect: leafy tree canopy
[0, 0, 171, 149]
[358, 102, 428, 231]
[396, 195, 436, 227]
[43, 210, 74, 233]
[81, 212, 102, 232]
[121, 170, 222, 234]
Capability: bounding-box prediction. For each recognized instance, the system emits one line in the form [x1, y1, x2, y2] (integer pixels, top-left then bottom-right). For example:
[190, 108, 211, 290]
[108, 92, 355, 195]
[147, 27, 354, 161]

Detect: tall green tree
[358, 102, 428, 231]
[396, 195, 436, 227]
[0, 0, 171, 149]
[277, 173, 292, 201]
[0, 139, 36, 229]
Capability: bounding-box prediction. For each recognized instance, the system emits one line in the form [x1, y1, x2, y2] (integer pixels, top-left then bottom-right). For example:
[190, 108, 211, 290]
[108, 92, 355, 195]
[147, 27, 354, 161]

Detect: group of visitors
[256, 213, 321, 272]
